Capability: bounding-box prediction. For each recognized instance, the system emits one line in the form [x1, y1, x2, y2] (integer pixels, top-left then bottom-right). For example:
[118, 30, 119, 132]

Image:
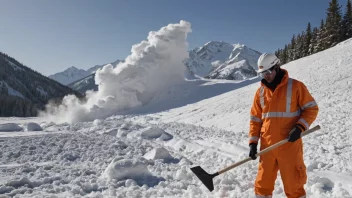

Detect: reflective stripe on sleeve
[250, 115, 262, 123]
[250, 136, 259, 142]
[301, 101, 317, 110]
[255, 195, 272, 198]
[298, 118, 310, 130]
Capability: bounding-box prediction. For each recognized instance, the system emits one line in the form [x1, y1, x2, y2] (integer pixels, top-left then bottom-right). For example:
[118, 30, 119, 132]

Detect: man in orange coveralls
[248, 53, 319, 198]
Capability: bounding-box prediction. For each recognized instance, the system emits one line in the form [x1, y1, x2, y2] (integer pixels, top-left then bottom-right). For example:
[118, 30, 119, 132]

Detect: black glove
[249, 143, 258, 160]
[287, 124, 304, 142]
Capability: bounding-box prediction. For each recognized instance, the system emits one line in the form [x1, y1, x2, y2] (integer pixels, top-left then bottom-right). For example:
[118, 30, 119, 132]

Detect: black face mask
[261, 67, 284, 91]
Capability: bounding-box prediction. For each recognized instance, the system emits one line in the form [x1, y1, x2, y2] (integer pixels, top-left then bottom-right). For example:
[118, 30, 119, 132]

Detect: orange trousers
[255, 139, 307, 198]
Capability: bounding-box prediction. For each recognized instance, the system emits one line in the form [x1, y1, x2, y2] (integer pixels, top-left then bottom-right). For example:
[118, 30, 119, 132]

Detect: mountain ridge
[0, 52, 82, 116]
[62, 41, 262, 93]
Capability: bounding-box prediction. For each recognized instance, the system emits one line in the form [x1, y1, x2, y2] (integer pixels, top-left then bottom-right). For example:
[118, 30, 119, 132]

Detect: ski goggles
[258, 65, 276, 78]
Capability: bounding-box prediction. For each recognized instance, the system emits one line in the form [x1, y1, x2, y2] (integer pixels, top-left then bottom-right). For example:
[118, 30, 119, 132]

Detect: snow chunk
[143, 147, 173, 160]
[157, 132, 173, 141]
[93, 119, 103, 126]
[141, 127, 165, 139]
[24, 122, 43, 131]
[117, 128, 129, 137]
[109, 141, 128, 149]
[310, 176, 335, 194]
[0, 185, 15, 194]
[102, 157, 152, 181]
[120, 123, 131, 130]
[0, 123, 23, 132]
[5, 177, 32, 188]
[125, 179, 137, 187]
[102, 128, 118, 136]
[175, 166, 193, 180]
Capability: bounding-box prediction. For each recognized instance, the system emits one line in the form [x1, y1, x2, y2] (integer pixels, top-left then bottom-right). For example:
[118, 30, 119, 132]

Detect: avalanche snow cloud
[41, 20, 191, 123]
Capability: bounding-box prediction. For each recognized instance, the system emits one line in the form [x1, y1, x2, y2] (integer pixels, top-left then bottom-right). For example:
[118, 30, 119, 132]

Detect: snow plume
[41, 20, 191, 123]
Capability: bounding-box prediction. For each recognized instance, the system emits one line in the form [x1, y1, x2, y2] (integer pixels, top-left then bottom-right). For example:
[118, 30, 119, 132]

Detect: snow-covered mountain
[67, 73, 97, 94]
[0, 20, 352, 198]
[0, 52, 82, 116]
[48, 66, 89, 85]
[185, 41, 261, 80]
[48, 59, 122, 85]
[67, 42, 261, 94]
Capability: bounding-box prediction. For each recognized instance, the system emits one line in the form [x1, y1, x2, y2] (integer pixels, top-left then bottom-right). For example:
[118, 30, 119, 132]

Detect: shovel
[190, 125, 321, 192]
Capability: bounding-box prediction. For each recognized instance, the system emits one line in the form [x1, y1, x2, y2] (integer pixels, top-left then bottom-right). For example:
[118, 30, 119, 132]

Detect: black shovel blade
[190, 166, 218, 192]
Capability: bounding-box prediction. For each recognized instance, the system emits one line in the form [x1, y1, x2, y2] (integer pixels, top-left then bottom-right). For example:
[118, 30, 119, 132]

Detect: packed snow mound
[102, 157, 152, 181]
[143, 147, 173, 160]
[141, 127, 165, 139]
[185, 41, 261, 80]
[41, 20, 191, 123]
[0, 123, 22, 132]
[24, 122, 43, 131]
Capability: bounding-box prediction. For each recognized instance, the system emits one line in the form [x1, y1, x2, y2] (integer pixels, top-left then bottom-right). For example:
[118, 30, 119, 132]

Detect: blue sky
[0, 0, 348, 75]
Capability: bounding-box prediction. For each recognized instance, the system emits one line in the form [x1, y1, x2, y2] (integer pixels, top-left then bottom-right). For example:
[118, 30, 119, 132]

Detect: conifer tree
[342, 0, 352, 40]
[325, 0, 342, 47]
[279, 45, 288, 64]
[309, 27, 319, 54]
[304, 23, 312, 56]
[315, 19, 326, 53]
[288, 35, 296, 61]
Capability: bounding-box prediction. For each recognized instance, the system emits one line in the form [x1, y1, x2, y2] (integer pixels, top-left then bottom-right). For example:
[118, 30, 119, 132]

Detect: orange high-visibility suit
[249, 69, 318, 198]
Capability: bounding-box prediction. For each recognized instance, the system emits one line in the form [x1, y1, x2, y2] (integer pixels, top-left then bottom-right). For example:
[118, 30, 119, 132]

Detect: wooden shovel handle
[217, 125, 321, 175]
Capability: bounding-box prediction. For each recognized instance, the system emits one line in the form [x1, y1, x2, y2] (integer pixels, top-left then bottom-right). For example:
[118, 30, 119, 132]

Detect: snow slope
[0, 21, 352, 198]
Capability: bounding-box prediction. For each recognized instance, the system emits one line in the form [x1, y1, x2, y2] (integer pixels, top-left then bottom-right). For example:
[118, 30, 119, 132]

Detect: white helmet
[257, 53, 280, 73]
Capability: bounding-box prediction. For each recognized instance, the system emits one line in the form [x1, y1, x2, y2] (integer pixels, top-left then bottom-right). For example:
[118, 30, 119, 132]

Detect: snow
[143, 147, 173, 161]
[86, 59, 122, 74]
[23, 122, 43, 131]
[0, 81, 25, 99]
[36, 86, 48, 97]
[185, 41, 261, 80]
[5, 58, 24, 71]
[0, 25, 352, 197]
[0, 123, 22, 132]
[102, 157, 153, 181]
[48, 66, 89, 85]
[141, 127, 165, 139]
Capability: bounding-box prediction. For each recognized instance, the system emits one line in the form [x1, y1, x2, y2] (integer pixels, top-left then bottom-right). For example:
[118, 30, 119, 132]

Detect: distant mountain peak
[67, 66, 79, 70]
[48, 59, 122, 85]
[185, 41, 261, 80]
[65, 42, 261, 93]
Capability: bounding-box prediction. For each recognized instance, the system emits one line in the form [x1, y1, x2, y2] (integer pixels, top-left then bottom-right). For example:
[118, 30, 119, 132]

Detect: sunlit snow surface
[1, 26, 352, 197]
